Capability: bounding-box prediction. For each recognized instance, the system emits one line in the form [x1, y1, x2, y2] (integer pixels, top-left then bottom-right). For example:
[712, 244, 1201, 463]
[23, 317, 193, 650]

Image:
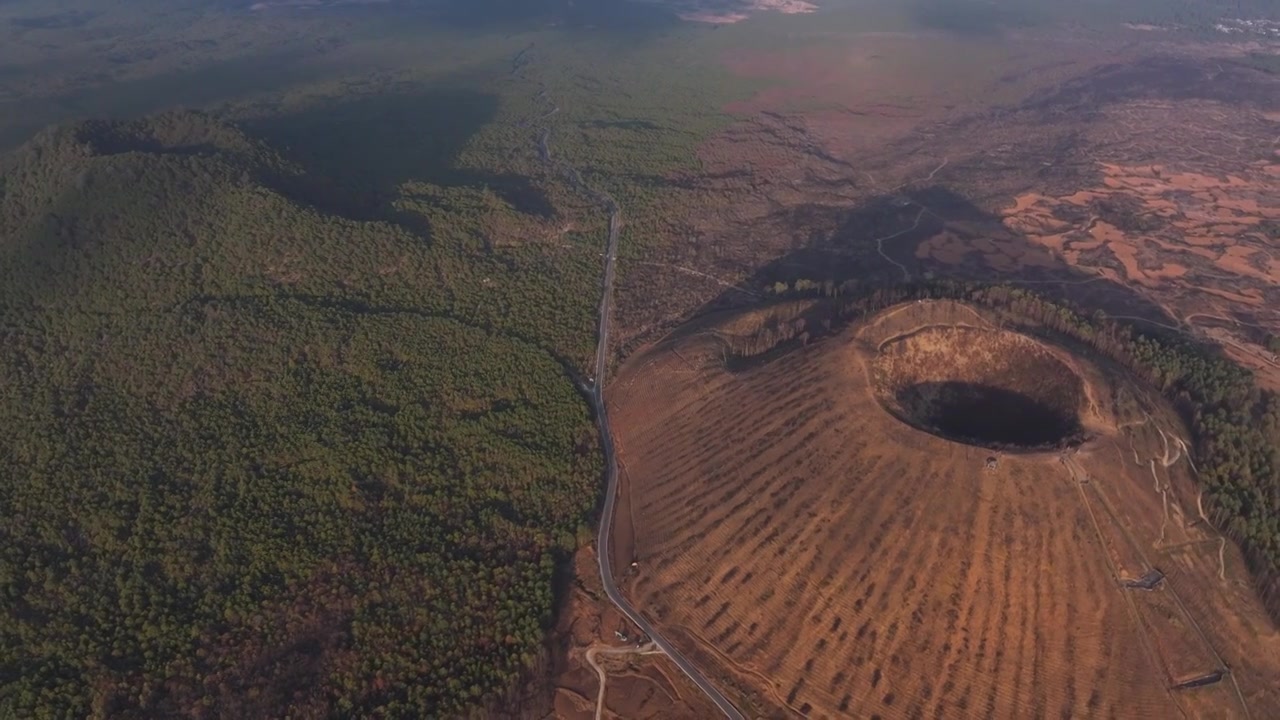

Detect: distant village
[1212, 18, 1280, 38]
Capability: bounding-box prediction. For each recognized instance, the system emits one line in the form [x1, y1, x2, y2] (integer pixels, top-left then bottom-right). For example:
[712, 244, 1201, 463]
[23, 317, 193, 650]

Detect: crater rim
[871, 325, 1090, 452]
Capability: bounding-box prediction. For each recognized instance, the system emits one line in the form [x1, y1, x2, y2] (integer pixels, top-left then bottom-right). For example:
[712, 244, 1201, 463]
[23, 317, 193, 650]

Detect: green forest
[771, 279, 1280, 620]
[0, 111, 606, 717]
[0, 7, 750, 710]
[4, 0, 1277, 716]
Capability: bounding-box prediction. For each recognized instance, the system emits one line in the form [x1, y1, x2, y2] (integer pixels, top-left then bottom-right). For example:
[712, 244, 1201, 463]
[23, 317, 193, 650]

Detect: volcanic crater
[872, 325, 1087, 450]
[607, 298, 1280, 719]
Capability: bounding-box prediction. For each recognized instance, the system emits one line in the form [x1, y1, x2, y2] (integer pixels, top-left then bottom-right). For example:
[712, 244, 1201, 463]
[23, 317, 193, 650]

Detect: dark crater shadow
[895, 381, 1084, 449]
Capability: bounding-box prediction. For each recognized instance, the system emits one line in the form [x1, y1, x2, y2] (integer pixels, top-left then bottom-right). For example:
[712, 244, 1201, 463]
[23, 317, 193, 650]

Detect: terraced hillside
[606, 300, 1280, 719]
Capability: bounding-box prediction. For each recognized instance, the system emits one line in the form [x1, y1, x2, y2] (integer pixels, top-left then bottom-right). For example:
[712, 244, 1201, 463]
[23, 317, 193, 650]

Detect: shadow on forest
[9, 10, 97, 30]
[583, 119, 666, 131]
[684, 183, 1182, 343]
[1019, 56, 1280, 116]
[428, 0, 680, 36]
[245, 88, 555, 237]
[909, 0, 1041, 36]
[0, 50, 329, 151]
[681, 53, 1277, 343]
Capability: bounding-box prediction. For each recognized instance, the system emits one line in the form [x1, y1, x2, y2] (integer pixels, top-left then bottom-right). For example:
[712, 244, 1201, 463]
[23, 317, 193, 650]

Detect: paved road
[586, 202, 746, 720]
[519, 49, 746, 720]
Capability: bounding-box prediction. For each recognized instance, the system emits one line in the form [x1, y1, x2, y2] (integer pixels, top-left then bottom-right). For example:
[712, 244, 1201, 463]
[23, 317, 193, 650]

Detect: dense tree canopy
[0, 112, 603, 717]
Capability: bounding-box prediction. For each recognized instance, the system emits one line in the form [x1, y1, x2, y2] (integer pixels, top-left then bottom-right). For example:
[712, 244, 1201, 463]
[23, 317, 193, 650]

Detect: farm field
[610, 24, 1280, 390]
[605, 299, 1280, 718]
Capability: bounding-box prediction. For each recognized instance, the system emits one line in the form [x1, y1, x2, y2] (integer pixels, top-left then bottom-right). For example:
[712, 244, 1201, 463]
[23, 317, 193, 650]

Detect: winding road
[517, 45, 746, 720]
[587, 207, 745, 720]
[586, 188, 745, 720]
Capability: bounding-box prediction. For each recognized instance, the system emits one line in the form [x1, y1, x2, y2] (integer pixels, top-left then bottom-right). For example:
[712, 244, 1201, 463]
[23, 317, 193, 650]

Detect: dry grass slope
[607, 300, 1280, 719]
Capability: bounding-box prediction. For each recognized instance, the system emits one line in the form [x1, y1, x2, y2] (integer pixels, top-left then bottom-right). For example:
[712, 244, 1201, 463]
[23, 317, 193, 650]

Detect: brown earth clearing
[613, 28, 1280, 385]
[558, 14, 1280, 718]
[536, 541, 723, 720]
[604, 300, 1280, 718]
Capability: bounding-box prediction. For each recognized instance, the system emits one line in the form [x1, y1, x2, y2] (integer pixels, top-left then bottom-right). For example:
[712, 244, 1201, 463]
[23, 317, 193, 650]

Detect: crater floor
[873, 326, 1087, 450]
[606, 299, 1280, 719]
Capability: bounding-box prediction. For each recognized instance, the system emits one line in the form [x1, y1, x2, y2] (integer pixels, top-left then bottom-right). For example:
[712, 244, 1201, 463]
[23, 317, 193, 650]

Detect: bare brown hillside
[605, 300, 1280, 719]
